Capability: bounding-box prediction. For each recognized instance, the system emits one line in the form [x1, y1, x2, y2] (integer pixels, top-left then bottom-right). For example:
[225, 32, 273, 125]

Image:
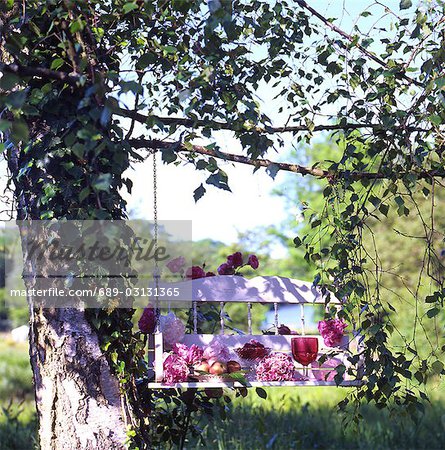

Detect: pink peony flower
[256, 352, 295, 381]
[185, 266, 206, 279]
[318, 319, 347, 347]
[248, 254, 259, 270]
[160, 312, 185, 347]
[227, 252, 243, 268]
[166, 256, 186, 273]
[217, 263, 235, 275]
[203, 340, 231, 365]
[171, 343, 204, 366]
[163, 353, 189, 384]
[206, 271, 216, 277]
[138, 306, 156, 334]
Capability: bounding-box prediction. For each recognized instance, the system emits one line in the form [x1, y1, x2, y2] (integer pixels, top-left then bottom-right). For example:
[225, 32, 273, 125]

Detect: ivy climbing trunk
[7, 131, 133, 448]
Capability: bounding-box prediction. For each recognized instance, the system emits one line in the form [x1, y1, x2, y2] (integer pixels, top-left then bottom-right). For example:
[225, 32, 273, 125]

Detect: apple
[226, 360, 242, 373]
[195, 360, 211, 373]
[209, 361, 227, 375]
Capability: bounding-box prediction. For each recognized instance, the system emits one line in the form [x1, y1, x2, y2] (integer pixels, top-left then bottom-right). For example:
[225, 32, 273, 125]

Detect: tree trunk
[7, 141, 131, 449]
[28, 307, 127, 450]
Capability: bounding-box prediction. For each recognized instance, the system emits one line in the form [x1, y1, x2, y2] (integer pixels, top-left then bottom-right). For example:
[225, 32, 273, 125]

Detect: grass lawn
[189, 386, 445, 450]
[0, 337, 38, 450]
[1, 337, 444, 450]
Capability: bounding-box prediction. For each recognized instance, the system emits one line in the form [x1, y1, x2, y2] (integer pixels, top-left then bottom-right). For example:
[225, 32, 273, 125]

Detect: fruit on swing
[226, 360, 242, 373]
[209, 361, 227, 375]
[195, 360, 211, 373]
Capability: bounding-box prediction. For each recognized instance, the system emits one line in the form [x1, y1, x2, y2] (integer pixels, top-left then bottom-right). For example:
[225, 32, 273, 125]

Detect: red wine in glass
[291, 337, 319, 377]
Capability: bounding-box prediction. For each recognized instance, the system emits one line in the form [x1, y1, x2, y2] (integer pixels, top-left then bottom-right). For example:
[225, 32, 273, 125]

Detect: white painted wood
[156, 276, 341, 304]
[154, 332, 164, 382]
[146, 276, 364, 388]
[180, 333, 350, 353]
[220, 302, 225, 334]
[147, 380, 365, 389]
[193, 301, 198, 333]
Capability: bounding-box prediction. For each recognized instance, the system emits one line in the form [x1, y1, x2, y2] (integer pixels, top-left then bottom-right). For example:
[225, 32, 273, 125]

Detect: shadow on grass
[187, 388, 445, 450]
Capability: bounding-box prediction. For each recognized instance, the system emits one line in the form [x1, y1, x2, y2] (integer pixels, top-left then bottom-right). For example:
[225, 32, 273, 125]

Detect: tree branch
[0, 63, 80, 86]
[296, 0, 423, 88]
[117, 108, 427, 135]
[129, 138, 445, 181]
[0, 63, 427, 135]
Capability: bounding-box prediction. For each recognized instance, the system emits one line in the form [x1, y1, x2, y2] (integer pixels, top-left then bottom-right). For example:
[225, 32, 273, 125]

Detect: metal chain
[152, 151, 161, 333]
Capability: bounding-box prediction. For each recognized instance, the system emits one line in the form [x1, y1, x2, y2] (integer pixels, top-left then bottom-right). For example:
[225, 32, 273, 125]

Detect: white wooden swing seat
[147, 276, 364, 389]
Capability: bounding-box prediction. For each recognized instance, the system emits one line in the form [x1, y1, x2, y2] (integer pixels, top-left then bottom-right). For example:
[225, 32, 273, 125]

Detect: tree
[274, 135, 445, 374]
[1, 0, 445, 447]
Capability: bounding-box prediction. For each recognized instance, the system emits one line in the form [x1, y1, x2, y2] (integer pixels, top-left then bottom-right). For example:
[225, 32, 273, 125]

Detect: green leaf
[266, 163, 280, 180]
[0, 120, 11, 132]
[69, 18, 85, 33]
[50, 58, 64, 70]
[206, 171, 231, 191]
[369, 195, 381, 208]
[162, 45, 178, 55]
[255, 387, 267, 399]
[193, 184, 206, 202]
[432, 360, 444, 374]
[161, 148, 178, 164]
[426, 307, 440, 318]
[92, 173, 112, 192]
[10, 121, 29, 145]
[123, 2, 138, 14]
[79, 187, 90, 202]
[379, 203, 389, 216]
[399, 0, 412, 9]
[227, 371, 248, 386]
[71, 143, 84, 159]
[428, 115, 442, 126]
[293, 236, 302, 247]
[0, 72, 21, 90]
[5, 89, 27, 109]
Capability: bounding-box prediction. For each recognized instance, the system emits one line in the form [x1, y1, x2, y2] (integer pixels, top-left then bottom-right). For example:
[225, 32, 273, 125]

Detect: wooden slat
[180, 333, 351, 353]
[147, 380, 365, 389]
[153, 276, 341, 304]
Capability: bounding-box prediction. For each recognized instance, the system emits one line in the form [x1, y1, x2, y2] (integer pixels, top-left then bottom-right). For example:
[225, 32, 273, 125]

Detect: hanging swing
[146, 153, 364, 389]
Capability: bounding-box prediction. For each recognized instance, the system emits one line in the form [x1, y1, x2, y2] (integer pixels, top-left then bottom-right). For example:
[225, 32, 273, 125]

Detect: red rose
[248, 254, 259, 269]
[138, 307, 156, 334]
[227, 252, 243, 268]
[185, 266, 206, 279]
[217, 263, 235, 275]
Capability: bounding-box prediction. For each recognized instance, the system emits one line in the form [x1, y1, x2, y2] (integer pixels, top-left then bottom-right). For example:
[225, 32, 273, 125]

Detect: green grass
[0, 338, 34, 401]
[0, 337, 38, 450]
[1, 338, 445, 450]
[186, 386, 445, 450]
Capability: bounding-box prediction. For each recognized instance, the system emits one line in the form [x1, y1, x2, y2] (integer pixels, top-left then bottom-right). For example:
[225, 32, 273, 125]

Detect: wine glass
[291, 337, 319, 378]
